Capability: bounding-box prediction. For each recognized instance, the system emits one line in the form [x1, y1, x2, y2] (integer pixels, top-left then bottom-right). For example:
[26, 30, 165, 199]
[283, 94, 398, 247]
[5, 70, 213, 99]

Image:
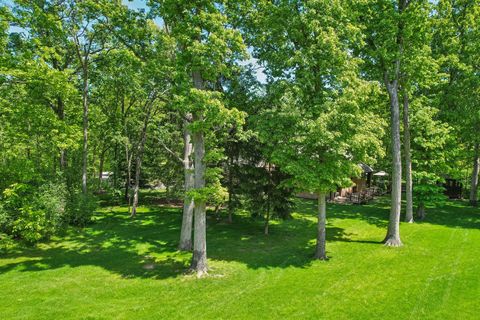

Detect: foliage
[65, 191, 97, 227]
[413, 183, 447, 208]
[0, 182, 67, 244]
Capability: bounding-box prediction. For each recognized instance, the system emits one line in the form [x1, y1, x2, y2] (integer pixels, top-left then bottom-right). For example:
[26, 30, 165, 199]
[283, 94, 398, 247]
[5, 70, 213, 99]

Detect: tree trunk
[315, 192, 327, 260]
[98, 147, 106, 189]
[81, 69, 89, 194]
[130, 155, 142, 218]
[130, 104, 152, 218]
[179, 120, 195, 251]
[124, 143, 132, 212]
[384, 81, 403, 247]
[469, 143, 479, 206]
[402, 89, 414, 223]
[190, 72, 208, 277]
[58, 97, 67, 172]
[227, 155, 234, 224]
[264, 194, 270, 235]
[60, 150, 67, 172]
[416, 202, 426, 220]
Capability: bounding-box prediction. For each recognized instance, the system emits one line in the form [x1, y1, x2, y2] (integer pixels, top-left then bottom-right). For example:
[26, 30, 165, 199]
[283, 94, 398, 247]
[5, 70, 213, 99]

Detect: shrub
[413, 179, 447, 220]
[0, 232, 15, 254]
[0, 182, 68, 244]
[65, 191, 97, 227]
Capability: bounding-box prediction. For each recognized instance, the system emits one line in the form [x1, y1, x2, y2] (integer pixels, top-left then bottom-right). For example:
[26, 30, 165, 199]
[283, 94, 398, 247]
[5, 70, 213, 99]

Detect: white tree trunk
[130, 151, 143, 218]
[179, 120, 195, 251]
[469, 143, 479, 206]
[403, 90, 414, 223]
[315, 192, 327, 260]
[384, 81, 403, 247]
[81, 72, 89, 194]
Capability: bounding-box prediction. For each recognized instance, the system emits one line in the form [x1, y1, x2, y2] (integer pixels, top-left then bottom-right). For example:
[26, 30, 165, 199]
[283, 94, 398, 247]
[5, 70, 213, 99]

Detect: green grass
[1, 197, 479, 319]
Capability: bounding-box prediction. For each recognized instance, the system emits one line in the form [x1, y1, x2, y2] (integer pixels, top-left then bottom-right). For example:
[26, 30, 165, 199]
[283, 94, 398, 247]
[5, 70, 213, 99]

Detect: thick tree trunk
[384, 81, 403, 247]
[190, 118, 208, 276]
[416, 202, 426, 220]
[81, 71, 89, 194]
[469, 143, 479, 206]
[179, 121, 195, 251]
[402, 90, 414, 223]
[190, 72, 208, 276]
[315, 192, 327, 260]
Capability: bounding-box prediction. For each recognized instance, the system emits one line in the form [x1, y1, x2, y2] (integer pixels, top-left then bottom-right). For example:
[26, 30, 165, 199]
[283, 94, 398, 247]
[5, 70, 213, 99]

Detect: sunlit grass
[1, 196, 479, 319]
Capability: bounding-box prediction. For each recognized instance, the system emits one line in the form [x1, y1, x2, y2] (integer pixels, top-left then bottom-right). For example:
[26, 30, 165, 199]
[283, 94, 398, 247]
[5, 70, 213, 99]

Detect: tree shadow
[0, 204, 356, 279]
[3, 196, 475, 280]
[296, 196, 480, 231]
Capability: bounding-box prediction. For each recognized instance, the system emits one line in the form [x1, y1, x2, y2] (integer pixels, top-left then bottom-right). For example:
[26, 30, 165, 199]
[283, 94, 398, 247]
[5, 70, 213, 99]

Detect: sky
[2, 0, 266, 83]
[121, 0, 266, 83]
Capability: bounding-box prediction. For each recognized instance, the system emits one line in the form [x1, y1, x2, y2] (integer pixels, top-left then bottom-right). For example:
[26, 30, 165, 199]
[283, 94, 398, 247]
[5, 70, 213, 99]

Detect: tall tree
[244, 0, 385, 258]
[432, 0, 480, 206]
[67, 1, 110, 194]
[357, 0, 433, 244]
[154, 0, 246, 276]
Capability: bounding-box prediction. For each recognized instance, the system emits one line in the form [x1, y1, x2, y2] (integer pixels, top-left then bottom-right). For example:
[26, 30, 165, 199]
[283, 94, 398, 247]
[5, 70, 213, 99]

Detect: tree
[357, 0, 434, 244]
[67, 1, 111, 194]
[244, 0, 385, 258]
[432, 0, 480, 206]
[410, 103, 451, 219]
[154, 0, 246, 276]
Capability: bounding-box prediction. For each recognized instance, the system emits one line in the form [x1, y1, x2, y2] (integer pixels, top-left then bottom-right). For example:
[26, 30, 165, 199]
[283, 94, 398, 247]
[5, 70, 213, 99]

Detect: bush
[413, 183, 447, 219]
[0, 182, 98, 249]
[0, 232, 15, 254]
[65, 191, 97, 227]
[0, 182, 67, 244]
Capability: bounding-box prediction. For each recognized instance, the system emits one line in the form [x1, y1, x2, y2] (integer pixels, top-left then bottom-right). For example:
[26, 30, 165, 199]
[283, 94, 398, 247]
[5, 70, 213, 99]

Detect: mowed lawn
[1, 196, 479, 320]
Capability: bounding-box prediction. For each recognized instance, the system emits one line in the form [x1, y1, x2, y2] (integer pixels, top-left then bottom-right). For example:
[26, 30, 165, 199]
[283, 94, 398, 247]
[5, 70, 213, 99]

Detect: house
[298, 163, 381, 202]
[337, 163, 374, 196]
[443, 178, 462, 199]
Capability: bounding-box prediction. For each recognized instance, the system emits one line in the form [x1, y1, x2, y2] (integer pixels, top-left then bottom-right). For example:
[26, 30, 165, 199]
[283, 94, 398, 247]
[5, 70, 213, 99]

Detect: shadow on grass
[0, 204, 356, 279]
[1, 196, 478, 279]
[296, 196, 480, 230]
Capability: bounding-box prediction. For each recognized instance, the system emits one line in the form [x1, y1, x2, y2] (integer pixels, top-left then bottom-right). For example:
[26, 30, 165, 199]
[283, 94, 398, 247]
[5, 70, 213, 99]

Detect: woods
[1, 0, 479, 281]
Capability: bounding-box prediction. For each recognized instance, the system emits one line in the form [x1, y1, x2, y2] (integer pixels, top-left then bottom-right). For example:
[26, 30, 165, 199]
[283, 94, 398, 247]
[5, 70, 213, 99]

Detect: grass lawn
[1, 196, 479, 319]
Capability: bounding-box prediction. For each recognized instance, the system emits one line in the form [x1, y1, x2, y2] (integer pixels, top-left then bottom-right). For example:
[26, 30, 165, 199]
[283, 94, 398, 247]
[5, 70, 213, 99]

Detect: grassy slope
[0, 197, 479, 320]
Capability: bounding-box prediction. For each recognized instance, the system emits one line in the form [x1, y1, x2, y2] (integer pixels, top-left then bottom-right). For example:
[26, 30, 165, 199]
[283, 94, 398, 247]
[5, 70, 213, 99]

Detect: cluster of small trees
[0, 0, 478, 275]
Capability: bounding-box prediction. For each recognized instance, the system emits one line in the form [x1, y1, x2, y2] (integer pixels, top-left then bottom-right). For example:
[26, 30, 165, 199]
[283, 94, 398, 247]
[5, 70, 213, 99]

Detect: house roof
[358, 163, 374, 173]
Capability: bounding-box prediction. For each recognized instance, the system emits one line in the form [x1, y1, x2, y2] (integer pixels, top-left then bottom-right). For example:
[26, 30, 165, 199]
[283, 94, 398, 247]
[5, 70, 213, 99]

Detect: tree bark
[179, 120, 195, 251]
[98, 147, 106, 189]
[469, 143, 479, 206]
[264, 194, 270, 235]
[227, 155, 234, 223]
[416, 202, 426, 220]
[81, 69, 89, 194]
[402, 89, 414, 223]
[315, 192, 327, 260]
[384, 80, 403, 247]
[190, 72, 208, 276]
[131, 103, 153, 218]
[56, 97, 67, 172]
[124, 142, 132, 212]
